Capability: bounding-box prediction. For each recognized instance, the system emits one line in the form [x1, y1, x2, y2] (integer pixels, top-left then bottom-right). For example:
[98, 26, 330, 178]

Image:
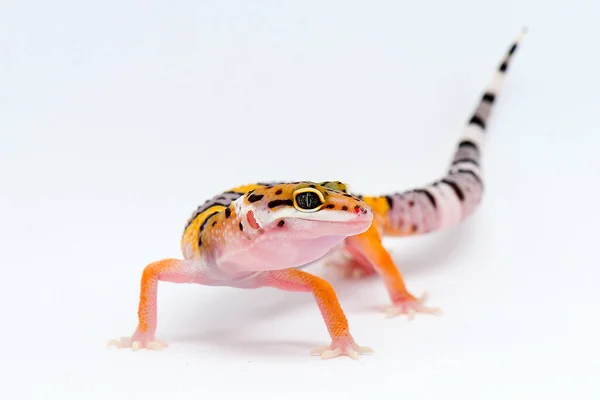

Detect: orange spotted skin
[361, 195, 404, 235]
[179, 182, 268, 259]
[179, 179, 434, 314]
[180, 181, 368, 260]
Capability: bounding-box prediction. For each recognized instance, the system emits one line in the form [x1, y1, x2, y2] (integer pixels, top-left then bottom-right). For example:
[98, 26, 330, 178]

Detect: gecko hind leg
[108, 258, 198, 351]
[344, 225, 441, 319]
[259, 268, 373, 360]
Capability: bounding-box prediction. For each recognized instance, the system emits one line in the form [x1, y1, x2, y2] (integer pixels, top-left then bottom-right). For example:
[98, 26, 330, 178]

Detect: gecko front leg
[259, 268, 373, 359]
[108, 258, 201, 350]
[344, 224, 441, 319]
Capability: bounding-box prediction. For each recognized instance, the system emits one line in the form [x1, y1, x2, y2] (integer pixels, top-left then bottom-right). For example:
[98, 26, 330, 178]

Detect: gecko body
[110, 182, 375, 359]
[109, 30, 525, 359]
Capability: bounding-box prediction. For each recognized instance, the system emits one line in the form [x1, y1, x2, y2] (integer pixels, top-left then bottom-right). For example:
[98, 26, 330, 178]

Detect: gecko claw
[107, 335, 168, 351]
[309, 338, 373, 360]
[384, 292, 442, 319]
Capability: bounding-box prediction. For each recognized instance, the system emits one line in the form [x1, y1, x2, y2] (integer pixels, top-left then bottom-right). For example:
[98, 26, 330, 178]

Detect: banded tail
[363, 28, 527, 236]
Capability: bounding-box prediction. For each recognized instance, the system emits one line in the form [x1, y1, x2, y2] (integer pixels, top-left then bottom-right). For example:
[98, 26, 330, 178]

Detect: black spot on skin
[309, 184, 316, 188]
[343, 193, 352, 198]
[212, 221, 217, 227]
[408, 200, 415, 207]
[325, 204, 335, 209]
[452, 157, 479, 166]
[341, 205, 348, 211]
[277, 220, 285, 227]
[413, 189, 437, 208]
[441, 178, 465, 201]
[239, 222, 244, 231]
[508, 43, 517, 55]
[198, 238, 202, 246]
[275, 189, 283, 195]
[411, 224, 418, 233]
[384, 195, 394, 208]
[225, 207, 232, 218]
[499, 61, 508, 72]
[458, 140, 479, 154]
[482, 92, 495, 103]
[194, 202, 228, 213]
[455, 169, 483, 186]
[268, 199, 294, 208]
[468, 114, 486, 129]
[248, 193, 264, 203]
[199, 211, 220, 232]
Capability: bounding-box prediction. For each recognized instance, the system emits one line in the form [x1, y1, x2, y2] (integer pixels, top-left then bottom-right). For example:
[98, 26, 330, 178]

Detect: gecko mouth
[294, 217, 372, 235]
[295, 208, 371, 223]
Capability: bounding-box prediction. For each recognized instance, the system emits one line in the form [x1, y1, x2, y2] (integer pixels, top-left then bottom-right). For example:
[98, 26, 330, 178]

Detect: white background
[1, 0, 599, 399]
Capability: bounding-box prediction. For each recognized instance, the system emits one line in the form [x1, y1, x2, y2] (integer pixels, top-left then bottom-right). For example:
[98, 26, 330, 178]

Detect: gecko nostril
[354, 205, 367, 214]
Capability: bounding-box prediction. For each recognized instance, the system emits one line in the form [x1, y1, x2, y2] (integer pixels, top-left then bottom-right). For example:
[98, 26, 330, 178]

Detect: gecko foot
[107, 331, 169, 351]
[309, 337, 373, 360]
[385, 292, 442, 319]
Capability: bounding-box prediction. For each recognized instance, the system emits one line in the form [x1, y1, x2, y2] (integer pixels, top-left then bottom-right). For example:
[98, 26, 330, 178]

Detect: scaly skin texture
[109, 30, 525, 359]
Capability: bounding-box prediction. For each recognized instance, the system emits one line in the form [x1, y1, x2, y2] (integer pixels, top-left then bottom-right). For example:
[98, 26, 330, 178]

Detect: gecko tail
[363, 28, 527, 237]
[451, 26, 527, 164]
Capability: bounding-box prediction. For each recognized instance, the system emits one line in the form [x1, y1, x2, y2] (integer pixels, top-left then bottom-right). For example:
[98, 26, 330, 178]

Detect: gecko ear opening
[246, 210, 261, 230]
[292, 188, 325, 212]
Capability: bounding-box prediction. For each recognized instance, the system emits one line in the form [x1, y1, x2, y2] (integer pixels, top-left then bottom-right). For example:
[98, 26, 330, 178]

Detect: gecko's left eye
[293, 188, 325, 212]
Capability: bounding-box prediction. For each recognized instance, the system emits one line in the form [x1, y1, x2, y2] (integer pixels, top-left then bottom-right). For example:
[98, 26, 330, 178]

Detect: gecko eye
[293, 188, 325, 212]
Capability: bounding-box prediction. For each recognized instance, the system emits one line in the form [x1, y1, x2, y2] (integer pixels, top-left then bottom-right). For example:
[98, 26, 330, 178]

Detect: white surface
[1, 1, 599, 399]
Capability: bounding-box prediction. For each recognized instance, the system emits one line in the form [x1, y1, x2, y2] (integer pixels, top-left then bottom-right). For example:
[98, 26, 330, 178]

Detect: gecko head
[238, 181, 373, 237]
[231, 181, 373, 268]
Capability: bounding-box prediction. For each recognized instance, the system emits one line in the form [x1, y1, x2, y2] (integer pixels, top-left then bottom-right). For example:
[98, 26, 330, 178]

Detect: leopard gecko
[108, 29, 525, 360]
